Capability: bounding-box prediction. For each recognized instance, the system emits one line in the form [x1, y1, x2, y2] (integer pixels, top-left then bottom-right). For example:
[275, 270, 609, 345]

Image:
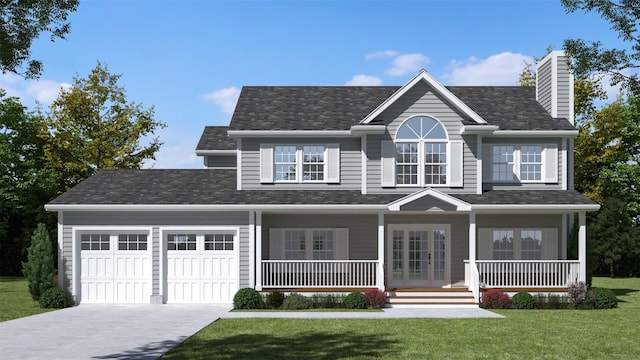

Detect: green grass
[0, 277, 55, 322]
[163, 277, 640, 360]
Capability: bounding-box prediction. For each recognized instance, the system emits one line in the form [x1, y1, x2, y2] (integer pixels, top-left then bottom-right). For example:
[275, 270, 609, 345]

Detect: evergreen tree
[22, 223, 56, 300]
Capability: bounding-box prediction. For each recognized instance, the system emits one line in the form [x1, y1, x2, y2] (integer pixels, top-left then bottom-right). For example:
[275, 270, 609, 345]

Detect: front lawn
[0, 277, 55, 322]
[162, 277, 640, 359]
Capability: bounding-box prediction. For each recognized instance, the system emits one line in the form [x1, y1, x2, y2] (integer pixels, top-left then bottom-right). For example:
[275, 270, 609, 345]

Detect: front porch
[250, 210, 590, 304]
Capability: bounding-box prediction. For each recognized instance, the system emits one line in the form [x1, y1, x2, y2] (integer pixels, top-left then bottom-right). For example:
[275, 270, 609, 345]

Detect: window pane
[520, 230, 542, 260]
[396, 142, 418, 185]
[275, 145, 297, 181]
[520, 146, 543, 181]
[312, 230, 334, 260]
[284, 230, 306, 260]
[492, 230, 514, 260]
[168, 234, 196, 251]
[425, 142, 447, 185]
[492, 146, 515, 182]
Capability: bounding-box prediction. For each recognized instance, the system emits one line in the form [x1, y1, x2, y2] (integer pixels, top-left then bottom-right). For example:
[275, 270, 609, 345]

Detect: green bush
[311, 293, 342, 309]
[511, 292, 535, 309]
[266, 291, 285, 309]
[281, 293, 312, 310]
[22, 223, 56, 300]
[344, 292, 366, 309]
[233, 288, 263, 309]
[39, 287, 73, 308]
[590, 287, 618, 309]
[546, 294, 570, 309]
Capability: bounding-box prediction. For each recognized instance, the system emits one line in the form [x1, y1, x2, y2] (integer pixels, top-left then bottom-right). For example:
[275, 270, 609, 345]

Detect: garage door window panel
[205, 233, 234, 251]
[118, 234, 148, 251]
[81, 234, 110, 251]
[168, 234, 196, 250]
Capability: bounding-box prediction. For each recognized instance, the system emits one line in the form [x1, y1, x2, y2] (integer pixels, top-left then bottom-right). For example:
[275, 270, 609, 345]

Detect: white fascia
[227, 130, 351, 138]
[387, 188, 472, 211]
[459, 125, 499, 135]
[44, 204, 388, 212]
[361, 70, 487, 125]
[491, 130, 578, 138]
[349, 125, 386, 135]
[471, 204, 600, 212]
[195, 150, 237, 156]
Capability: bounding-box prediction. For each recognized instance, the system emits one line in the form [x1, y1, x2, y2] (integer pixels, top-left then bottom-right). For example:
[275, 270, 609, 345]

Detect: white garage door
[166, 231, 238, 303]
[80, 232, 151, 303]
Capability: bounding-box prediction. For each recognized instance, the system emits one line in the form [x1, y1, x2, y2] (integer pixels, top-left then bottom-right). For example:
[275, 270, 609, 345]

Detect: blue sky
[0, 0, 623, 168]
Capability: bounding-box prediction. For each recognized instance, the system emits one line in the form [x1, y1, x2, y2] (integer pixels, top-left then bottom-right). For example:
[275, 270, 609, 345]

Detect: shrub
[281, 293, 312, 310]
[590, 287, 618, 309]
[22, 223, 56, 300]
[39, 287, 73, 308]
[344, 292, 366, 309]
[511, 292, 535, 309]
[363, 289, 387, 309]
[567, 281, 589, 308]
[265, 291, 285, 309]
[546, 294, 570, 309]
[311, 293, 342, 309]
[480, 289, 511, 309]
[233, 288, 263, 309]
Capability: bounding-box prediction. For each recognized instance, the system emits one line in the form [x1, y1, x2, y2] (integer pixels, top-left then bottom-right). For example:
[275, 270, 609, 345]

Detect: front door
[387, 224, 450, 288]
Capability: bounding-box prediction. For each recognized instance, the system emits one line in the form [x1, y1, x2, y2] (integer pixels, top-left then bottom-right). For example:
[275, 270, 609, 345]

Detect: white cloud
[442, 52, 534, 85]
[365, 50, 398, 60]
[201, 86, 241, 114]
[142, 145, 201, 169]
[344, 74, 383, 86]
[0, 73, 70, 106]
[27, 80, 71, 104]
[385, 53, 430, 76]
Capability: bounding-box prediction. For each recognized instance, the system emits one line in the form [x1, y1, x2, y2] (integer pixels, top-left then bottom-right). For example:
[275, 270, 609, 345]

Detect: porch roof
[46, 169, 598, 212]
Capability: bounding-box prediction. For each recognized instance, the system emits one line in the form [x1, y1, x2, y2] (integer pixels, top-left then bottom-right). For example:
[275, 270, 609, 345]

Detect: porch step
[385, 288, 477, 307]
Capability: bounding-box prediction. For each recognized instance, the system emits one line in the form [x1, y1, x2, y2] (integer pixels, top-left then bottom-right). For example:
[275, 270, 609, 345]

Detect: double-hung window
[269, 228, 349, 260]
[262, 144, 339, 184]
[490, 144, 555, 183]
[395, 116, 448, 186]
[480, 228, 554, 260]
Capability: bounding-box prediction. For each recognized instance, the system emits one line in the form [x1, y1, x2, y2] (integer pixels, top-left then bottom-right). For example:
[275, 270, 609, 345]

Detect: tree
[0, 90, 58, 275]
[562, 0, 640, 95]
[0, 0, 79, 78]
[589, 198, 639, 277]
[518, 61, 536, 87]
[42, 63, 166, 190]
[22, 223, 56, 300]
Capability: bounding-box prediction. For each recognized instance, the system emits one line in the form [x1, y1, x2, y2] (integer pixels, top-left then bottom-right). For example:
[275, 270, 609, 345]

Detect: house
[45, 51, 600, 306]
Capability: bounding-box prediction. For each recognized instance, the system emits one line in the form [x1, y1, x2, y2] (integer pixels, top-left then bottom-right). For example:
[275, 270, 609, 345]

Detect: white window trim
[482, 228, 555, 260]
[270, 228, 349, 260]
[394, 115, 450, 187]
[273, 145, 331, 184]
[490, 144, 549, 184]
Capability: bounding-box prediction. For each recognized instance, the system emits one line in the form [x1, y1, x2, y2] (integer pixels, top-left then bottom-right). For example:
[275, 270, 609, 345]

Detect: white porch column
[469, 212, 476, 264]
[248, 211, 255, 288]
[255, 210, 263, 291]
[578, 211, 587, 282]
[57, 212, 64, 289]
[377, 212, 385, 291]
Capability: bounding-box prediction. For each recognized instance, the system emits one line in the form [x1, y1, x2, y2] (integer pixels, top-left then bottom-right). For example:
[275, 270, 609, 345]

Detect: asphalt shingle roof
[195, 126, 236, 151]
[228, 86, 575, 131]
[49, 170, 596, 207]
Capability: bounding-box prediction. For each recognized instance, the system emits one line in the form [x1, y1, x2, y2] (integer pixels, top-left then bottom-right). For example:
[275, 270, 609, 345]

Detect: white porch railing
[475, 260, 580, 288]
[261, 260, 378, 288]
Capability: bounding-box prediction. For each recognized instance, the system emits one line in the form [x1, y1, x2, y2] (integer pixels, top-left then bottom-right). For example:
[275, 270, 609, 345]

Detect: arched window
[395, 116, 448, 186]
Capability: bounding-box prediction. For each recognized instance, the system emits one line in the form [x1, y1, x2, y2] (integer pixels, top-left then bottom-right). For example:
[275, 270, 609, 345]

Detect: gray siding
[261, 214, 378, 260]
[385, 213, 469, 285]
[537, 59, 552, 114]
[556, 54, 572, 121]
[477, 214, 564, 258]
[205, 155, 237, 168]
[366, 81, 478, 194]
[152, 227, 160, 295]
[482, 138, 564, 190]
[62, 225, 73, 294]
[241, 137, 362, 190]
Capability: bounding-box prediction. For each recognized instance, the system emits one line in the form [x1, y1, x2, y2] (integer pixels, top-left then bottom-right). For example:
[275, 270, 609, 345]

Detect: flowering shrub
[363, 289, 387, 309]
[480, 289, 511, 309]
[567, 281, 589, 308]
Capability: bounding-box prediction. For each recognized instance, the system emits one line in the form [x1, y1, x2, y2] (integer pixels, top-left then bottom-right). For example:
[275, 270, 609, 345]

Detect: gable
[395, 196, 459, 211]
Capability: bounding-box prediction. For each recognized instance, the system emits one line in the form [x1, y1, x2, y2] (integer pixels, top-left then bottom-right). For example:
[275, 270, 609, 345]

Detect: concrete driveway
[0, 304, 230, 360]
